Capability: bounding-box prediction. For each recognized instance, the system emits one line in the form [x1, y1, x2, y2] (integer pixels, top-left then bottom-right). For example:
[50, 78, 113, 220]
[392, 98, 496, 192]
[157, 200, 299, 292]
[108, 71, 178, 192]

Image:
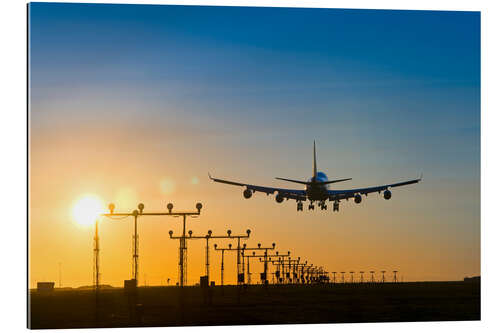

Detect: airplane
[209, 141, 421, 212]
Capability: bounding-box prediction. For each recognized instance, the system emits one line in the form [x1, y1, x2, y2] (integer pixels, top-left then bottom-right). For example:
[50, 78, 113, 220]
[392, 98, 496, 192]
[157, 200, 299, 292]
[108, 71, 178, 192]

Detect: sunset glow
[71, 194, 104, 226]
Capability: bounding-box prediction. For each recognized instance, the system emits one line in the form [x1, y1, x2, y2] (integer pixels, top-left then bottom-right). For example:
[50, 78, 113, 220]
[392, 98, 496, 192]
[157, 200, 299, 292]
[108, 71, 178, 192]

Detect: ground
[28, 281, 480, 329]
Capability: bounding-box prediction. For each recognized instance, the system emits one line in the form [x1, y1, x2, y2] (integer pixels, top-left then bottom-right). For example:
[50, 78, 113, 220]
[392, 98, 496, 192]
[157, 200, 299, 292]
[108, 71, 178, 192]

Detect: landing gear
[320, 201, 327, 210]
[297, 201, 303, 211]
[308, 202, 315, 210]
[333, 201, 340, 212]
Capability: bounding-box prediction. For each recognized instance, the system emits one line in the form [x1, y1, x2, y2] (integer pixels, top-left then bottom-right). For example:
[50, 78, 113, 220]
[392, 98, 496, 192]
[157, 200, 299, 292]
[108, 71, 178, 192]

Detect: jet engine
[383, 190, 392, 200]
[275, 194, 284, 203]
[354, 194, 362, 204]
[243, 189, 252, 199]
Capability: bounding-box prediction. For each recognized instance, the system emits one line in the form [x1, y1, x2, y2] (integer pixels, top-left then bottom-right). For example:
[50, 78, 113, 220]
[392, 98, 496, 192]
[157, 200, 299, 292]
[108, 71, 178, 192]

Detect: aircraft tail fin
[313, 140, 317, 179]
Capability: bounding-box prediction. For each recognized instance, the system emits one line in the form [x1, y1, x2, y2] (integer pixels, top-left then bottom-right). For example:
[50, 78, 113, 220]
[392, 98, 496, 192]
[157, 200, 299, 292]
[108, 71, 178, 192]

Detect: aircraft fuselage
[305, 171, 330, 201]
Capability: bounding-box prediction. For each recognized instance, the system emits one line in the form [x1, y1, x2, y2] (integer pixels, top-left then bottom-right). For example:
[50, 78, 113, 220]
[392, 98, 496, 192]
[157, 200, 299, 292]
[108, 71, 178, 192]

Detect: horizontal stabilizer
[319, 178, 352, 185]
[275, 177, 310, 185]
[276, 177, 352, 185]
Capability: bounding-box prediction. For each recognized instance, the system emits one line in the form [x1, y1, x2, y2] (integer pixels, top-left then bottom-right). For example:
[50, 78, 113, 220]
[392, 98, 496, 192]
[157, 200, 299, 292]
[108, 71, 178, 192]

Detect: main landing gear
[333, 201, 340, 212]
[297, 200, 340, 212]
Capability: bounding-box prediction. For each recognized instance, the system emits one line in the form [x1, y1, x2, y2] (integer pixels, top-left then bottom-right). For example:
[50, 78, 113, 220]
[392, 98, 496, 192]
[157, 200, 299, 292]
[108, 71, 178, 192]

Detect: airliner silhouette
[209, 141, 421, 211]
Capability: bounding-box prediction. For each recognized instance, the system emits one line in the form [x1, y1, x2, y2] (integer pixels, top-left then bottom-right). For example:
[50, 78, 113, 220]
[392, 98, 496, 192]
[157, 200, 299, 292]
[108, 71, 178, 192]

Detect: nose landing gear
[333, 201, 340, 212]
[297, 201, 303, 211]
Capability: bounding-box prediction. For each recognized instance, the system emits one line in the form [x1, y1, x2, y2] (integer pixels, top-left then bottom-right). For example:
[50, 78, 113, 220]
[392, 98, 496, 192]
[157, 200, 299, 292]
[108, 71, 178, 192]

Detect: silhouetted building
[124, 279, 137, 291]
[37, 282, 55, 292]
[200, 276, 209, 288]
[464, 276, 480, 283]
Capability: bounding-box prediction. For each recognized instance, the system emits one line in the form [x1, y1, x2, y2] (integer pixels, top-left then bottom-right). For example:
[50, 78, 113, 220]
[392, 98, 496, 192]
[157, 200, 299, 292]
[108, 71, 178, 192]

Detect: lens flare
[71, 194, 104, 226]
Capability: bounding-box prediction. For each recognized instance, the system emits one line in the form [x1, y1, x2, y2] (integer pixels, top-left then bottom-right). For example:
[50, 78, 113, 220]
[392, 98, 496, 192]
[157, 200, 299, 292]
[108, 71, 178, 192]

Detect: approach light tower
[253, 251, 290, 284]
[370, 270, 375, 283]
[393, 270, 398, 283]
[240, 243, 276, 284]
[213, 243, 231, 288]
[170, 229, 244, 285]
[278, 257, 301, 284]
[381, 270, 386, 283]
[295, 262, 310, 284]
[212, 229, 252, 285]
[253, 251, 290, 285]
[101, 202, 202, 287]
[224, 229, 251, 285]
[169, 229, 211, 283]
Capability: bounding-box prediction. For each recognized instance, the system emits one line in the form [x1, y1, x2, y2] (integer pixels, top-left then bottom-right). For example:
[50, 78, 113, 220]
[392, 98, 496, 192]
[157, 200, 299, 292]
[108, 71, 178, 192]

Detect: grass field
[28, 281, 480, 329]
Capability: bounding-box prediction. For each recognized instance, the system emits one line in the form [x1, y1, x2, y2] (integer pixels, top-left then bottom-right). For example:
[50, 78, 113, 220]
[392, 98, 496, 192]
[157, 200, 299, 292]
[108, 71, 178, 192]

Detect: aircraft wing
[209, 174, 307, 200]
[328, 177, 421, 201]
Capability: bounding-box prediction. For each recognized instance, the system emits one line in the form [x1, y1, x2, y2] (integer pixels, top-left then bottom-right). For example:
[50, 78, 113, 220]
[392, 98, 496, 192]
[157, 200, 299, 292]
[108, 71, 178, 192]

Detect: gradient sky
[28, 3, 480, 288]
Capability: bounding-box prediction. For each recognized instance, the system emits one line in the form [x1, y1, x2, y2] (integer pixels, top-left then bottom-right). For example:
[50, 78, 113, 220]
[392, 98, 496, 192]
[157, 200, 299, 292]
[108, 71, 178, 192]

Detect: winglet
[208, 172, 213, 180]
[419, 172, 423, 181]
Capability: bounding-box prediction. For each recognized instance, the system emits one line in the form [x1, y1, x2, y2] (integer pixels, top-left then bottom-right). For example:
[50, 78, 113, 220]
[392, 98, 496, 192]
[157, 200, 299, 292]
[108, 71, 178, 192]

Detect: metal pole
[282, 259, 285, 284]
[179, 215, 187, 287]
[133, 214, 138, 282]
[94, 219, 99, 324]
[221, 249, 224, 287]
[237, 237, 241, 284]
[205, 237, 210, 281]
[241, 249, 245, 281]
[94, 220, 99, 290]
[58, 262, 62, 288]
[263, 249, 268, 284]
[247, 255, 251, 284]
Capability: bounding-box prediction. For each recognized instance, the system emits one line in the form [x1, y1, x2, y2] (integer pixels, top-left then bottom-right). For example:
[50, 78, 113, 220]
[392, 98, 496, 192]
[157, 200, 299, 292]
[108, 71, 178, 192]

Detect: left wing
[328, 177, 421, 201]
[209, 174, 307, 201]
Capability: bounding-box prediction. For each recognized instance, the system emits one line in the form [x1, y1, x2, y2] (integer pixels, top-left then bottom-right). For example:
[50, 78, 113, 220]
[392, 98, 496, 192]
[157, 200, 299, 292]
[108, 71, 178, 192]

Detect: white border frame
[2, 0, 498, 332]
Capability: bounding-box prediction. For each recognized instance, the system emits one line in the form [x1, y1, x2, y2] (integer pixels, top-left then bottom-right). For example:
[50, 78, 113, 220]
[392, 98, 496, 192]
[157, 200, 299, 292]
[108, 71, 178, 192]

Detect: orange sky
[28, 123, 480, 288]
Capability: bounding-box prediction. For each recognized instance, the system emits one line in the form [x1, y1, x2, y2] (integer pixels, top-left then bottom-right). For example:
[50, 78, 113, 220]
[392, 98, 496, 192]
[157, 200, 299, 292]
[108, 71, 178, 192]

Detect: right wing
[328, 177, 422, 201]
[209, 173, 307, 201]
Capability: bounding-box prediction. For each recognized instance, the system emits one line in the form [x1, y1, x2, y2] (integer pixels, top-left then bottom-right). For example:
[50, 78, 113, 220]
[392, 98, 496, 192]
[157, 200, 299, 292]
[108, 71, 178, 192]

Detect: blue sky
[29, 3, 480, 285]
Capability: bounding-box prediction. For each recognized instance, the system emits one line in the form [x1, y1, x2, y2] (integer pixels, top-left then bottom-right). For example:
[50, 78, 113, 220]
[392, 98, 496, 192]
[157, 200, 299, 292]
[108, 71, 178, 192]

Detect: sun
[71, 194, 104, 226]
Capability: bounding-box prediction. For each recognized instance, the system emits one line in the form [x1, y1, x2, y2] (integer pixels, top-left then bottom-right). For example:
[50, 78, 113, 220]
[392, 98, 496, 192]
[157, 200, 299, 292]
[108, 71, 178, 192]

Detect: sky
[28, 3, 480, 288]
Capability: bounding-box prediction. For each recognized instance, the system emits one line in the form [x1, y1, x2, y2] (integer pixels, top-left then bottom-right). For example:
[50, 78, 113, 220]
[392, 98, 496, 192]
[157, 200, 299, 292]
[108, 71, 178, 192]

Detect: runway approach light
[167, 203, 174, 213]
[196, 202, 203, 213]
[108, 203, 115, 214]
[227, 230, 232, 236]
[246, 229, 251, 236]
[138, 203, 144, 214]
